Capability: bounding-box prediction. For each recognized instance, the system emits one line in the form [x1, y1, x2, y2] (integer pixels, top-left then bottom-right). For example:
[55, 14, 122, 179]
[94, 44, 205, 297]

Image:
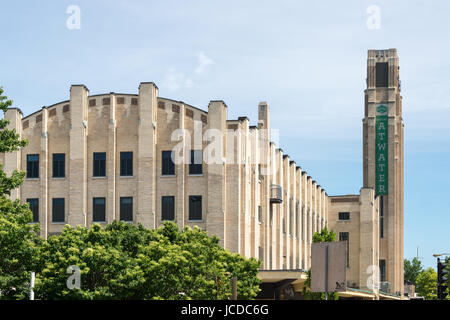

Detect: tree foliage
[302, 227, 338, 300]
[415, 267, 437, 300]
[34, 221, 261, 300]
[0, 86, 40, 300]
[404, 257, 423, 285]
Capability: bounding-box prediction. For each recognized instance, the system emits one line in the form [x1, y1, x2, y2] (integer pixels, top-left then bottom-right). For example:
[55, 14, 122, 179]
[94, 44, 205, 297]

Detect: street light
[433, 253, 450, 258]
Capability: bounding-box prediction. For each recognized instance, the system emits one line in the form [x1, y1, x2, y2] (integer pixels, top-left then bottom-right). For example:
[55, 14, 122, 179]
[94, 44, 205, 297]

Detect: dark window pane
[189, 150, 202, 175]
[189, 195, 202, 220]
[120, 197, 133, 221]
[376, 62, 389, 87]
[93, 197, 106, 222]
[120, 152, 133, 176]
[161, 196, 175, 221]
[258, 206, 262, 223]
[27, 198, 39, 223]
[52, 153, 65, 178]
[162, 151, 175, 175]
[339, 232, 350, 267]
[338, 212, 350, 220]
[380, 259, 386, 282]
[27, 154, 39, 178]
[93, 152, 106, 177]
[52, 198, 65, 223]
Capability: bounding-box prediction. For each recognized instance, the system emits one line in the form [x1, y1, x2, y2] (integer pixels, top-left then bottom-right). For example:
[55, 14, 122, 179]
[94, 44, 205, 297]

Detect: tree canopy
[415, 267, 437, 300]
[404, 257, 423, 285]
[0, 86, 40, 300]
[34, 221, 261, 300]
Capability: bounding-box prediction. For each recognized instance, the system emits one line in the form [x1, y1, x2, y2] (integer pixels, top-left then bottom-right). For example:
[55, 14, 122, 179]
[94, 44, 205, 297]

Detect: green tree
[35, 221, 261, 300]
[0, 87, 40, 300]
[415, 267, 437, 300]
[302, 227, 338, 300]
[404, 257, 423, 285]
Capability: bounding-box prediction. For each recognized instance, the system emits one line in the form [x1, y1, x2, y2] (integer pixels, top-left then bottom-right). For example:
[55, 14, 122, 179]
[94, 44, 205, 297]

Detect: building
[328, 48, 404, 297]
[0, 48, 404, 299]
[1, 83, 329, 273]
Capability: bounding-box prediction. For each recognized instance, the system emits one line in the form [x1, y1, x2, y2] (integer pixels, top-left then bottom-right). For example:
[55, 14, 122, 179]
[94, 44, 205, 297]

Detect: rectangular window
[162, 151, 175, 176]
[380, 195, 384, 238]
[339, 232, 350, 267]
[93, 152, 106, 177]
[188, 195, 202, 221]
[338, 212, 350, 221]
[120, 197, 133, 222]
[189, 150, 203, 175]
[376, 62, 389, 87]
[27, 154, 39, 178]
[380, 259, 386, 282]
[258, 206, 262, 223]
[161, 196, 175, 221]
[52, 198, 65, 223]
[52, 153, 65, 178]
[93, 197, 106, 222]
[120, 152, 133, 176]
[27, 198, 39, 223]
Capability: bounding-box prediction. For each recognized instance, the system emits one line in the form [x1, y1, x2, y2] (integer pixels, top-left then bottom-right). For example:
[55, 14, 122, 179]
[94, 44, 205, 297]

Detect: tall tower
[363, 49, 404, 295]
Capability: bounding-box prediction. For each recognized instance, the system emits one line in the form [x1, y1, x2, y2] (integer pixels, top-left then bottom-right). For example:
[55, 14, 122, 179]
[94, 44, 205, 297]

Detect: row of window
[26, 195, 203, 223]
[26, 150, 203, 179]
[27, 197, 133, 223]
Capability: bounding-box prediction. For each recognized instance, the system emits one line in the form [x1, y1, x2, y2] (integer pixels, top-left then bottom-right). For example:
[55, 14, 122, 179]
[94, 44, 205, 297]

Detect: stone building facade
[1, 83, 328, 272]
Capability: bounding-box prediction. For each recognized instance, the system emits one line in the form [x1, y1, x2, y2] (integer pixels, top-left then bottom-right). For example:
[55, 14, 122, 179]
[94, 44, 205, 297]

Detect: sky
[1, 0, 449, 269]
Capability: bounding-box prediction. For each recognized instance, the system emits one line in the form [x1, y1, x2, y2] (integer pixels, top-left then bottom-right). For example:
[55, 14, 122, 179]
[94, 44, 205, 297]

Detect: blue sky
[1, 0, 449, 269]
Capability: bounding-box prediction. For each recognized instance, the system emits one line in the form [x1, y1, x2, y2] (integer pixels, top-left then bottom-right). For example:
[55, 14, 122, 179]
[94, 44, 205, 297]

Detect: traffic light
[437, 258, 449, 300]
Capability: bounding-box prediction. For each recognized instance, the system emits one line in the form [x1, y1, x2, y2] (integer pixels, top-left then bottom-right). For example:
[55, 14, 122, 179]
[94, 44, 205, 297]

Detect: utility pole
[30, 272, 35, 300]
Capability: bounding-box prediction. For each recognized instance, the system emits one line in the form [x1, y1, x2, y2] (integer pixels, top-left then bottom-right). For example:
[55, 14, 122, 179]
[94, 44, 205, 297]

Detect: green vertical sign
[375, 105, 388, 195]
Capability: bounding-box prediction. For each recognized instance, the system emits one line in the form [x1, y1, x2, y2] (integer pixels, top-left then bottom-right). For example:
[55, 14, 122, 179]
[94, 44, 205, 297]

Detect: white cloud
[162, 67, 193, 91]
[194, 52, 214, 75]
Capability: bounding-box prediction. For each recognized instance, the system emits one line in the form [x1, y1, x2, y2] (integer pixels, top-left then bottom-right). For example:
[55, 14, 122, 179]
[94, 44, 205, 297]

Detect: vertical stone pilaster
[176, 104, 186, 229]
[137, 82, 158, 229]
[107, 93, 116, 223]
[40, 108, 49, 238]
[69, 85, 89, 227]
[206, 100, 227, 247]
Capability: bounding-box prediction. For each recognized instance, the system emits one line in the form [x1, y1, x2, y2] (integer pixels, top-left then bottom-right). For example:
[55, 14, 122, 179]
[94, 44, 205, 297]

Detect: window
[376, 62, 389, 87]
[162, 151, 175, 176]
[120, 152, 133, 176]
[120, 197, 133, 222]
[27, 154, 39, 178]
[189, 150, 202, 175]
[93, 152, 106, 177]
[380, 195, 384, 238]
[188, 196, 202, 220]
[338, 212, 350, 221]
[258, 206, 262, 223]
[161, 196, 175, 221]
[93, 197, 106, 222]
[52, 153, 65, 178]
[27, 198, 39, 223]
[339, 232, 350, 267]
[52, 198, 65, 223]
[379, 259, 386, 282]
